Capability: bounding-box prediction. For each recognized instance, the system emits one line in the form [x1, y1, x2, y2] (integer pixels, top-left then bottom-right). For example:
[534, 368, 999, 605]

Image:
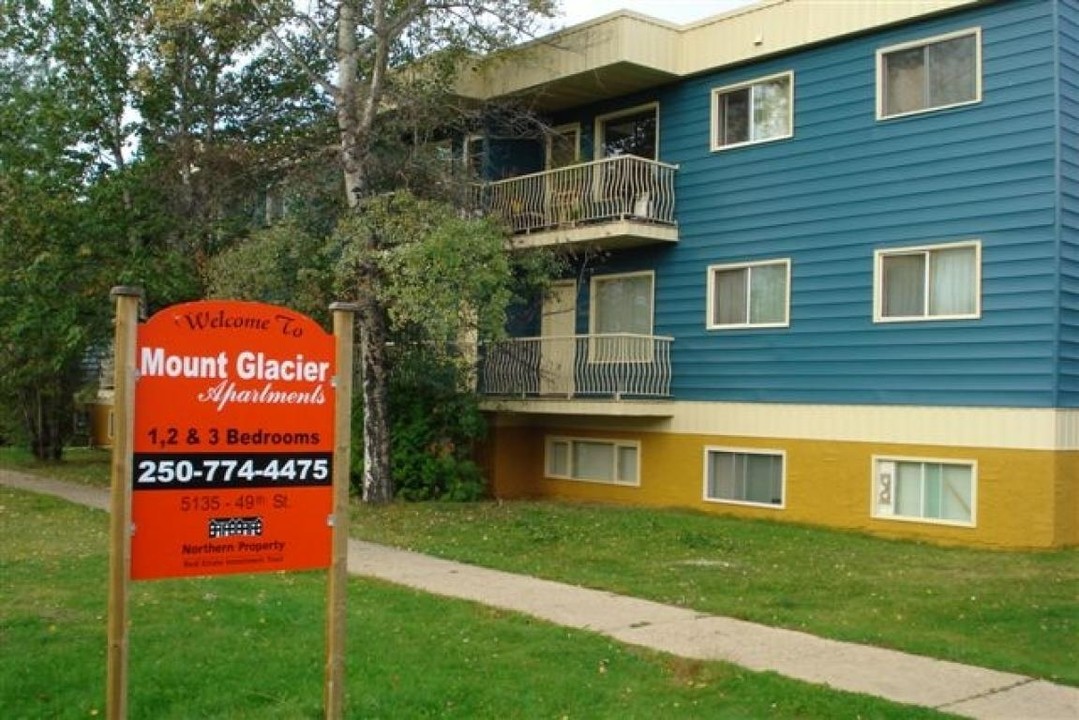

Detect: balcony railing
[479, 334, 673, 400]
[482, 155, 677, 234]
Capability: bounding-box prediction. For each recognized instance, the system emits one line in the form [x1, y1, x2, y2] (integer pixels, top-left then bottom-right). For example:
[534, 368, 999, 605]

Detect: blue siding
[638, 0, 1062, 407]
[517, 0, 1069, 408]
[1059, 0, 1079, 407]
[656, 0, 1061, 405]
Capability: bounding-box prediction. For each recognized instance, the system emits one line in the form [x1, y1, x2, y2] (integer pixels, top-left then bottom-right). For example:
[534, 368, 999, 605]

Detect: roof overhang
[456, 0, 988, 112]
[457, 12, 681, 112]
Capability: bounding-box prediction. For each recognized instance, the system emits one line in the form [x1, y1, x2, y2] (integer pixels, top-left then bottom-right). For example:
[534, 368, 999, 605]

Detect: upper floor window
[431, 136, 481, 176]
[547, 123, 581, 170]
[711, 72, 793, 151]
[874, 241, 980, 322]
[707, 259, 790, 329]
[596, 103, 658, 160]
[590, 271, 654, 362]
[877, 28, 981, 120]
[432, 138, 455, 169]
[590, 271, 654, 336]
[463, 134, 485, 176]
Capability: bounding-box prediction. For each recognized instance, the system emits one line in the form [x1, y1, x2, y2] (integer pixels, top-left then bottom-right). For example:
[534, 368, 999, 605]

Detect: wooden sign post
[107, 292, 356, 719]
[106, 287, 141, 720]
[325, 302, 359, 720]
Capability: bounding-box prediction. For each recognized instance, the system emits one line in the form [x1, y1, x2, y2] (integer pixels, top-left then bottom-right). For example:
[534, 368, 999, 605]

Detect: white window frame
[594, 102, 660, 160]
[876, 28, 982, 121]
[873, 240, 981, 323]
[706, 258, 791, 330]
[703, 446, 786, 510]
[463, 133, 484, 176]
[431, 138, 455, 169]
[588, 270, 655, 363]
[545, 436, 641, 486]
[871, 455, 977, 528]
[546, 122, 581, 169]
[710, 71, 794, 151]
[589, 270, 655, 335]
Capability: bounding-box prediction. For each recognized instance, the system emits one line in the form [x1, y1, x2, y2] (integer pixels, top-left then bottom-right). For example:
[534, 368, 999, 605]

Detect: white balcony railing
[481, 155, 677, 234]
[480, 334, 673, 399]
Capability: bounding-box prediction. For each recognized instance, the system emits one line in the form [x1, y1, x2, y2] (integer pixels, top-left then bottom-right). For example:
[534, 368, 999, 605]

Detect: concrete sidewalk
[3, 469, 1077, 719]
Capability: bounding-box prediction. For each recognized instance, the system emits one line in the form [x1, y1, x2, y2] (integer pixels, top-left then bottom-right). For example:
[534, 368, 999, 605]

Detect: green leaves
[205, 219, 334, 322]
[332, 190, 538, 348]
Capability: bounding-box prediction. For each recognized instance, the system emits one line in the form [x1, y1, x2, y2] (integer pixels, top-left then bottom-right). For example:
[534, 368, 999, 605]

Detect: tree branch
[252, 2, 340, 99]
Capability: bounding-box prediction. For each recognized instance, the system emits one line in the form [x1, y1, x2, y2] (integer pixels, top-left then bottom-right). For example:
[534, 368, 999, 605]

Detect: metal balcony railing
[481, 155, 677, 234]
[479, 334, 673, 399]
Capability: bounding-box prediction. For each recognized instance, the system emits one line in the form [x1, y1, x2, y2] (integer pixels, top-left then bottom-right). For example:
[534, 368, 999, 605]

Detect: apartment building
[455, 0, 1078, 548]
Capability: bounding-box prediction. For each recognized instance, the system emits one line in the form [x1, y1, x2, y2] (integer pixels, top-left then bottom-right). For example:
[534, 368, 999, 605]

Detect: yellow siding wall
[480, 424, 544, 498]
[484, 423, 1077, 549]
[87, 402, 113, 448]
[1056, 452, 1079, 547]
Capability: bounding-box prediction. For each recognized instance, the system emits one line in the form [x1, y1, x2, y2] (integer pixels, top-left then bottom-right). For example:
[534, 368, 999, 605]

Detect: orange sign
[131, 300, 336, 580]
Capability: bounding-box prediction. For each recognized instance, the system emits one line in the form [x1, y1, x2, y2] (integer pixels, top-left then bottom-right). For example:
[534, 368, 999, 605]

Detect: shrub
[389, 349, 487, 501]
[349, 347, 488, 502]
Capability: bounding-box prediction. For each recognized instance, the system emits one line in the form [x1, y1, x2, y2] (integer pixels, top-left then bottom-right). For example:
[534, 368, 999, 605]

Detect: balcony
[482, 155, 678, 250]
[478, 334, 674, 417]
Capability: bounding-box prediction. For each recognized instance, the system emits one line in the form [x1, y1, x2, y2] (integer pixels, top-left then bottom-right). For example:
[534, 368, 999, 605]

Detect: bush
[349, 347, 488, 502]
[390, 350, 487, 502]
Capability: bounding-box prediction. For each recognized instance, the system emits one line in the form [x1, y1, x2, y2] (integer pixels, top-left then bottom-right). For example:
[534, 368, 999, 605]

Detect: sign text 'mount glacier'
[140, 347, 331, 382]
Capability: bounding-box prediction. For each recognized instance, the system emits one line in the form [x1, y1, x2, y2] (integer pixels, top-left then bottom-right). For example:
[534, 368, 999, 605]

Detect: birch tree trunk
[335, 0, 394, 503]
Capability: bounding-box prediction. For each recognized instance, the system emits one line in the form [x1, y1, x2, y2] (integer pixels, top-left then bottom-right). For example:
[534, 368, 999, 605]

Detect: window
[712, 72, 793, 150]
[463, 134, 484, 176]
[873, 457, 975, 526]
[590, 271, 654, 362]
[874, 241, 980, 322]
[431, 139, 455, 169]
[704, 448, 785, 508]
[546, 437, 639, 485]
[430, 137, 476, 176]
[878, 29, 981, 119]
[707, 259, 790, 329]
[596, 104, 658, 159]
[547, 123, 581, 170]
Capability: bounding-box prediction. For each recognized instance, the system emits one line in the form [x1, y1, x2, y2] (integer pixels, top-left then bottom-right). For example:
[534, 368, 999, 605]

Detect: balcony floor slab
[480, 397, 674, 418]
[510, 219, 678, 250]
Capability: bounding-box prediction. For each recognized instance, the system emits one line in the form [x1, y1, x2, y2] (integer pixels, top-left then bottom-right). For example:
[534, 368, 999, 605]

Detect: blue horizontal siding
[664, 0, 1061, 408]
[655, 0, 1061, 408]
[517, 0, 1069, 409]
[1059, 0, 1079, 406]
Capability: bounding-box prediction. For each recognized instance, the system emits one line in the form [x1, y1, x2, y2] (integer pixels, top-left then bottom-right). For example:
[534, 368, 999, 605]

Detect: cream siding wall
[458, 0, 986, 102]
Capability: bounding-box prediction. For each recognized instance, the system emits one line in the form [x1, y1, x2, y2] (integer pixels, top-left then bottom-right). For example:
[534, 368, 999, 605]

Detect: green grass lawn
[0, 445, 112, 486]
[3, 446, 1076, 688]
[350, 501, 1079, 687]
[0, 488, 955, 719]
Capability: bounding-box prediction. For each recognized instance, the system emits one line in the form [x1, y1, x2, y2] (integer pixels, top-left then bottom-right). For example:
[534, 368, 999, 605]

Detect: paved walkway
[3, 470, 1077, 720]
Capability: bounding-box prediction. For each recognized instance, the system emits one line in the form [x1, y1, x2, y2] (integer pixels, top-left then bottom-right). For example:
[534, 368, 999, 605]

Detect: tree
[1, 0, 562, 482]
[0, 10, 206, 458]
[216, 0, 555, 501]
[134, 0, 318, 260]
[0, 0, 337, 458]
[0, 58, 118, 458]
[321, 0, 555, 502]
[208, 190, 561, 499]
[205, 219, 336, 322]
